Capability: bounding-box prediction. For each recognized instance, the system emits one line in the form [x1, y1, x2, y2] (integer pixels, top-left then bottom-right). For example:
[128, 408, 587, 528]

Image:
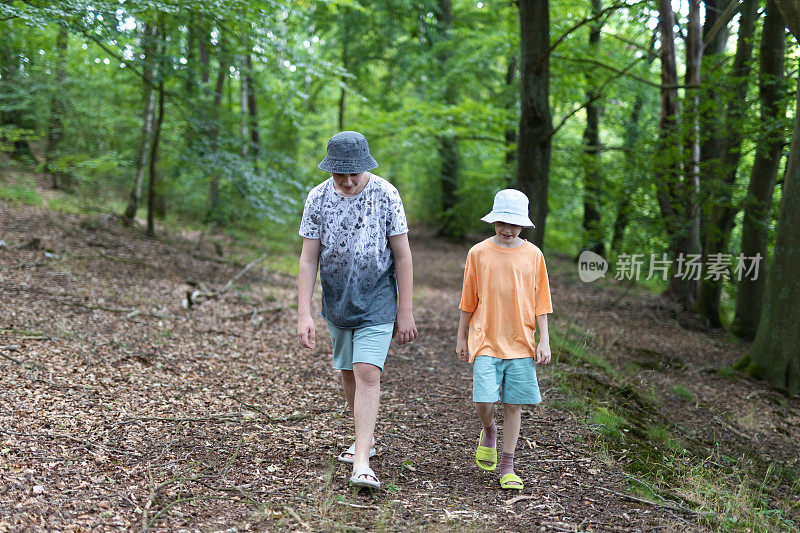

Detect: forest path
[2, 202, 797, 531]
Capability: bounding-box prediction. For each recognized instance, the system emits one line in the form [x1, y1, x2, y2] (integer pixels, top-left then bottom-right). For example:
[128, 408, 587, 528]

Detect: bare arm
[456, 309, 473, 362]
[297, 238, 321, 349]
[389, 232, 418, 345]
[535, 313, 551, 364]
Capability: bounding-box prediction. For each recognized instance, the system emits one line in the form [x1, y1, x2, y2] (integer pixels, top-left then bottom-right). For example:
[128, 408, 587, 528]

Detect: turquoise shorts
[327, 322, 394, 371]
[472, 355, 542, 405]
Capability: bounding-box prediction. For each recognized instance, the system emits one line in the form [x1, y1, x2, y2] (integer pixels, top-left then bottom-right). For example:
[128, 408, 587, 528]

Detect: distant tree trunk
[147, 79, 165, 237]
[185, 17, 197, 95]
[123, 23, 159, 226]
[245, 53, 259, 160]
[694, 0, 759, 326]
[516, 0, 552, 248]
[44, 24, 68, 189]
[742, 71, 800, 395]
[505, 54, 517, 170]
[734, 0, 787, 338]
[198, 19, 210, 84]
[581, 0, 603, 256]
[435, 0, 461, 239]
[206, 57, 228, 223]
[240, 55, 250, 158]
[338, 17, 348, 131]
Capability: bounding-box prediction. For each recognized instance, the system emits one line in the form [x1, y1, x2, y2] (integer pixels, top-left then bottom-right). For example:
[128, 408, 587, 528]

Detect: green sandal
[499, 472, 524, 490]
[475, 429, 497, 471]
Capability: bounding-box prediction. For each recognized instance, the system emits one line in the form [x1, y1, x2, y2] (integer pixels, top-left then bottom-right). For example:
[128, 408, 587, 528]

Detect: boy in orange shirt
[456, 189, 553, 490]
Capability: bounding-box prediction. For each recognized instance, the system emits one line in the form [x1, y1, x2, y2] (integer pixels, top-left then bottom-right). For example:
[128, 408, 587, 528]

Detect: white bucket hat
[480, 189, 535, 227]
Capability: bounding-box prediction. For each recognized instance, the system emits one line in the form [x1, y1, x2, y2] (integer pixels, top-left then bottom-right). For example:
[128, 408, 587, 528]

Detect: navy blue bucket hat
[318, 131, 378, 174]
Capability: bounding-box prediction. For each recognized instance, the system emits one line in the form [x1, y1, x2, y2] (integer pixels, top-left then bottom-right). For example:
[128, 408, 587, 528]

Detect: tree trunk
[683, 0, 702, 269]
[206, 58, 228, 223]
[694, 0, 759, 326]
[655, 0, 696, 308]
[742, 72, 800, 395]
[338, 17, 348, 131]
[772, 0, 800, 39]
[123, 23, 159, 226]
[44, 24, 68, 189]
[581, 0, 603, 256]
[733, 1, 787, 338]
[436, 0, 461, 239]
[245, 53, 259, 160]
[505, 54, 517, 170]
[147, 80, 165, 237]
[516, 0, 552, 248]
[240, 55, 250, 158]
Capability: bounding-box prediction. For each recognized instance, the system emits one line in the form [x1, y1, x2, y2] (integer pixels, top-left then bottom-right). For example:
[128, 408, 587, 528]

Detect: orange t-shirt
[458, 238, 553, 363]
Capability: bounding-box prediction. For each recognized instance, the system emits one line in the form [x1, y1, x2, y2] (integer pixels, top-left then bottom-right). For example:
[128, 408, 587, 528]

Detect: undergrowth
[549, 327, 799, 532]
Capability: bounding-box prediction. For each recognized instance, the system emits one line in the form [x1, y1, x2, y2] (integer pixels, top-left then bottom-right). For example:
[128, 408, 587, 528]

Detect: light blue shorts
[327, 322, 394, 371]
[472, 355, 542, 405]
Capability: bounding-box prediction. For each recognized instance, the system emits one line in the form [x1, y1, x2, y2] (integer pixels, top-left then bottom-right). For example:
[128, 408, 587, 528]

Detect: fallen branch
[0, 430, 141, 456]
[185, 254, 267, 308]
[222, 304, 285, 320]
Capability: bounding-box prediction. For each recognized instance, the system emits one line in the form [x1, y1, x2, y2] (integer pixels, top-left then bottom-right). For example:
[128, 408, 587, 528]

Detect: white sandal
[349, 465, 380, 489]
[337, 440, 376, 464]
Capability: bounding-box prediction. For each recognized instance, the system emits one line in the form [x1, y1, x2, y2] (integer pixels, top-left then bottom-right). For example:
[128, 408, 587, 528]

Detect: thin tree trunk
[733, 0, 787, 338]
[516, 0, 552, 248]
[581, 0, 603, 256]
[147, 79, 165, 237]
[206, 58, 228, 223]
[742, 71, 800, 395]
[123, 23, 159, 226]
[245, 53, 259, 160]
[199, 19, 210, 84]
[338, 17, 348, 131]
[240, 55, 249, 158]
[436, 0, 461, 239]
[44, 24, 68, 189]
[684, 0, 702, 267]
[505, 54, 517, 170]
[694, 0, 759, 326]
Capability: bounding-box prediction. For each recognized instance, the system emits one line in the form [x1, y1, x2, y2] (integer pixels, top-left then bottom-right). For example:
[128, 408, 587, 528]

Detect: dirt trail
[1, 203, 797, 531]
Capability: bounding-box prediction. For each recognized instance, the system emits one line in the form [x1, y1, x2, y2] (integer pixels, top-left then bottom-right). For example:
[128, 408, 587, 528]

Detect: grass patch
[0, 178, 42, 206]
[670, 385, 695, 402]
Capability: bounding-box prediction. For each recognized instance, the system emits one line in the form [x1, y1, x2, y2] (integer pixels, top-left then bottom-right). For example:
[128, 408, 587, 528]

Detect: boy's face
[494, 221, 522, 245]
[332, 172, 367, 196]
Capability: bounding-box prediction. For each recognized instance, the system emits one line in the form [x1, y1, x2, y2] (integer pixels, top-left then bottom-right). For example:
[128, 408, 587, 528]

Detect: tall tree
[122, 22, 160, 226]
[516, 0, 552, 248]
[733, 0, 787, 338]
[741, 0, 800, 394]
[147, 78, 165, 237]
[694, 0, 759, 325]
[44, 24, 69, 189]
[655, 0, 697, 308]
[435, 0, 461, 239]
[581, 0, 604, 256]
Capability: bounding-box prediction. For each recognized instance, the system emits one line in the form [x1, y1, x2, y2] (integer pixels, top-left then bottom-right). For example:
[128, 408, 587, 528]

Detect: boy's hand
[297, 314, 316, 349]
[456, 336, 468, 362]
[394, 310, 418, 345]
[535, 338, 551, 365]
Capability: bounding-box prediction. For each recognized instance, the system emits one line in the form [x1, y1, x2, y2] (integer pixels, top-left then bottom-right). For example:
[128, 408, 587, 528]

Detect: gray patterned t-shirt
[299, 174, 409, 328]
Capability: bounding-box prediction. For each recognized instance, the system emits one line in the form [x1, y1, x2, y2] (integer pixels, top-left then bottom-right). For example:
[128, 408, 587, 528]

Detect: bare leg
[476, 402, 497, 468]
[500, 403, 523, 487]
[351, 362, 381, 481]
[341, 369, 355, 412]
[502, 403, 522, 454]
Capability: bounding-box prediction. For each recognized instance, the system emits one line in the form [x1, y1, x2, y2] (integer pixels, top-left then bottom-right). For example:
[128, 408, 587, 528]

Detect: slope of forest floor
[1, 193, 799, 532]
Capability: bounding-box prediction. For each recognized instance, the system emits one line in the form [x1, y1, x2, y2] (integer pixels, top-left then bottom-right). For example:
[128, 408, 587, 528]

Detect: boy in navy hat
[456, 189, 553, 490]
[297, 131, 418, 489]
